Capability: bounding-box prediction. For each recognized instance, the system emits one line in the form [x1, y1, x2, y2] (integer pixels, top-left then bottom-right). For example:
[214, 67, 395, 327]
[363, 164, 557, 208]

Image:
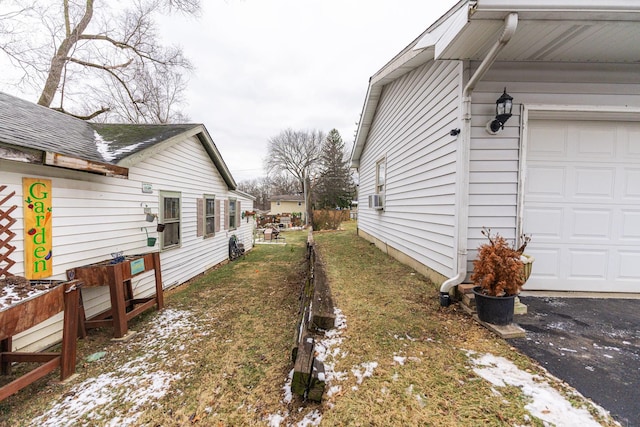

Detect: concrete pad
[472, 315, 526, 339]
[54, 373, 79, 385]
[110, 330, 138, 342]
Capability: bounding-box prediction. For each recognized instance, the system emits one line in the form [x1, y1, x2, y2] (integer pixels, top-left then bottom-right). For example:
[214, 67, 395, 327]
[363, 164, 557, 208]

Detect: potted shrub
[470, 227, 532, 325]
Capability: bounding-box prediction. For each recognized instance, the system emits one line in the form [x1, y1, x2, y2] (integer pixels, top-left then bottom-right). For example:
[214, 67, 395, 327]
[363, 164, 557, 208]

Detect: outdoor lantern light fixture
[486, 88, 513, 134]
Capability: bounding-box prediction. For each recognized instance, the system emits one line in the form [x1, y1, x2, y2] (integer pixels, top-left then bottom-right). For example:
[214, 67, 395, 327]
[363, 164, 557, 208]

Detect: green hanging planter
[142, 227, 157, 247]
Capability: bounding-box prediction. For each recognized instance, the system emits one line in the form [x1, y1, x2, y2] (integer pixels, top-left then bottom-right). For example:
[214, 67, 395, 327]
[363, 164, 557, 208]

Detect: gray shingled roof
[91, 123, 201, 163]
[0, 92, 101, 162]
[0, 92, 199, 165]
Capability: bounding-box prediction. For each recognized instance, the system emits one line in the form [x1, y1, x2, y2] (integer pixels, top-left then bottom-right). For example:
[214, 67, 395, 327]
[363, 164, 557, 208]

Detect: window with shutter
[204, 195, 215, 237]
[160, 191, 181, 249]
[228, 198, 237, 230]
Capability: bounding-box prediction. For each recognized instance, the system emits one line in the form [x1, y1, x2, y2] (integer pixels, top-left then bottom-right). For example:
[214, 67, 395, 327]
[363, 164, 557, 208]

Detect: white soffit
[415, 0, 640, 63]
[413, 3, 470, 54]
[439, 19, 640, 62]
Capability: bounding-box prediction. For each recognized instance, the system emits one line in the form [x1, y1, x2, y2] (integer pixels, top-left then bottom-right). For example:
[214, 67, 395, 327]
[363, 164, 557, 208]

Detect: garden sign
[23, 177, 52, 279]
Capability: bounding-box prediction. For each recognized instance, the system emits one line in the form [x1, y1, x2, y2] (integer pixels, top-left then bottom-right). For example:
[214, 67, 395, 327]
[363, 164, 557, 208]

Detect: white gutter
[440, 12, 518, 306]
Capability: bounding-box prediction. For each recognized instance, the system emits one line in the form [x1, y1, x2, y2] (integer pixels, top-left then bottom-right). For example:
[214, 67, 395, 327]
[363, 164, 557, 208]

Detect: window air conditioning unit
[368, 194, 384, 210]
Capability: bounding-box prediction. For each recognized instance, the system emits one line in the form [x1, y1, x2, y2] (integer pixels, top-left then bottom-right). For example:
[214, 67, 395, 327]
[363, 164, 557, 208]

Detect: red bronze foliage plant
[470, 228, 529, 297]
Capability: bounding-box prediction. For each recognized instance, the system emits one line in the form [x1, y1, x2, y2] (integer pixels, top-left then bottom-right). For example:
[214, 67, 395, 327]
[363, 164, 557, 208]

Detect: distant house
[268, 194, 305, 220]
[0, 92, 255, 352]
[350, 1, 640, 299]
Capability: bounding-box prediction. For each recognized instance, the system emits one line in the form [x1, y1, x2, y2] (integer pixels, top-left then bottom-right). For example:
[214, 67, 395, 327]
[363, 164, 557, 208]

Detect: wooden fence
[290, 230, 336, 401]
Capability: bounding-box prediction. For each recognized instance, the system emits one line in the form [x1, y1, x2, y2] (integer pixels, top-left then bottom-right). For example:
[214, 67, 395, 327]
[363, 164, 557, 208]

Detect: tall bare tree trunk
[37, 0, 94, 107]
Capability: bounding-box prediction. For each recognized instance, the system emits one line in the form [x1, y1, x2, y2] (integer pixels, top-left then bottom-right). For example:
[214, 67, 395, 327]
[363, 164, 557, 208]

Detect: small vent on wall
[368, 194, 384, 210]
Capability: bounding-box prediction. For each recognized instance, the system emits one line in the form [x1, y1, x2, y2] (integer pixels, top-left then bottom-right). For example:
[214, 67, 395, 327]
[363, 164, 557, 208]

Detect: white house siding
[357, 60, 463, 278]
[0, 135, 253, 352]
[466, 62, 640, 272]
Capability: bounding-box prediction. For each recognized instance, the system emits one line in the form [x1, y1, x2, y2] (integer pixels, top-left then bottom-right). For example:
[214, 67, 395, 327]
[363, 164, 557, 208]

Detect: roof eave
[350, 1, 470, 167]
[232, 189, 256, 201]
[350, 47, 437, 167]
[0, 142, 129, 178]
[196, 127, 237, 190]
[45, 152, 129, 178]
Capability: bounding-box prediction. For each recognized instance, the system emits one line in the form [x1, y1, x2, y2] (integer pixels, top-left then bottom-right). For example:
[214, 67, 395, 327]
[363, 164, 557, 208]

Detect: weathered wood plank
[292, 335, 314, 397]
[307, 358, 326, 402]
[289, 231, 332, 402]
[310, 251, 335, 331]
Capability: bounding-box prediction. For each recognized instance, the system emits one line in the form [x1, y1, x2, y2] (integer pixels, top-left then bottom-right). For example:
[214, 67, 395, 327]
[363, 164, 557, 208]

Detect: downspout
[440, 12, 518, 307]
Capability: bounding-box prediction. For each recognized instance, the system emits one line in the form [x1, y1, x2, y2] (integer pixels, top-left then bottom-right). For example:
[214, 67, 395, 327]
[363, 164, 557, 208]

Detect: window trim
[228, 198, 237, 230]
[204, 194, 216, 238]
[376, 158, 386, 195]
[160, 191, 181, 250]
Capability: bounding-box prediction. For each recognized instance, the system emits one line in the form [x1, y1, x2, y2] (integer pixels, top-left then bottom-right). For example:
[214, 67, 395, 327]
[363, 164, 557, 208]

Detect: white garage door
[523, 118, 640, 292]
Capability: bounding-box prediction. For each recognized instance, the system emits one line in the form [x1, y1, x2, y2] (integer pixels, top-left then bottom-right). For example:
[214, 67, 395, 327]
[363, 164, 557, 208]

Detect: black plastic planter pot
[472, 286, 515, 325]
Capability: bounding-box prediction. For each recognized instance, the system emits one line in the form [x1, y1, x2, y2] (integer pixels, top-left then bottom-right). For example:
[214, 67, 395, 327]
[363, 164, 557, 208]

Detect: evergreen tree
[315, 129, 354, 209]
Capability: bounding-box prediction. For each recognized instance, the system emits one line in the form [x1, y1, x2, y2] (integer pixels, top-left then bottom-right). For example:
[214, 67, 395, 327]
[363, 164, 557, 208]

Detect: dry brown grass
[0, 222, 618, 426]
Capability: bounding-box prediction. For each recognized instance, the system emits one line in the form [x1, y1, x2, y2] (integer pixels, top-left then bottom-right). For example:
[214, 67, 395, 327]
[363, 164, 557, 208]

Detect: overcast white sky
[155, 0, 458, 181]
[1, 0, 458, 182]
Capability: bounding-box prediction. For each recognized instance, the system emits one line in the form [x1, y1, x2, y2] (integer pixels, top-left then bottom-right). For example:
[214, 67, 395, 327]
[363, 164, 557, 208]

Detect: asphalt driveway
[508, 295, 640, 427]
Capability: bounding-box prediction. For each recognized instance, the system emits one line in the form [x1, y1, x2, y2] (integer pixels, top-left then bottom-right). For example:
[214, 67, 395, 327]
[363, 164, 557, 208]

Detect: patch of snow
[282, 369, 294, 403]
[559, 347, 577, 353]
[268, 412, 286, 427]
[0, 285, 48, 310]
[326, 385, 342, 397]
[352, 362, 378, 384]
[296, 410, 322, 426]
[30, 309, 202, 426]
[94, 130, 146, 162]
[393, 355, 407, 365]
[467, 351, 612, 427]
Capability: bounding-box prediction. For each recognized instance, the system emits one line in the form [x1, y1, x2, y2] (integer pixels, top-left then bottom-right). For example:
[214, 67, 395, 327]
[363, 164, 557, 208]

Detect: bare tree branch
[66, 56, 133, 70]
[0, 0, 197, 122]
[51, 105, 110, 120]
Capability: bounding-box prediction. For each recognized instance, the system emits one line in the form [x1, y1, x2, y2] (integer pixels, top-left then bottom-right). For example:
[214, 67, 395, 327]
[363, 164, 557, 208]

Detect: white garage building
[350, 0, 640, 297]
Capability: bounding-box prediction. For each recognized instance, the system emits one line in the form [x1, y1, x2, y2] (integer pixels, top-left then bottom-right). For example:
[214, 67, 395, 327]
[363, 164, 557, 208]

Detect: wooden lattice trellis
[0, 185, 17, 277]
